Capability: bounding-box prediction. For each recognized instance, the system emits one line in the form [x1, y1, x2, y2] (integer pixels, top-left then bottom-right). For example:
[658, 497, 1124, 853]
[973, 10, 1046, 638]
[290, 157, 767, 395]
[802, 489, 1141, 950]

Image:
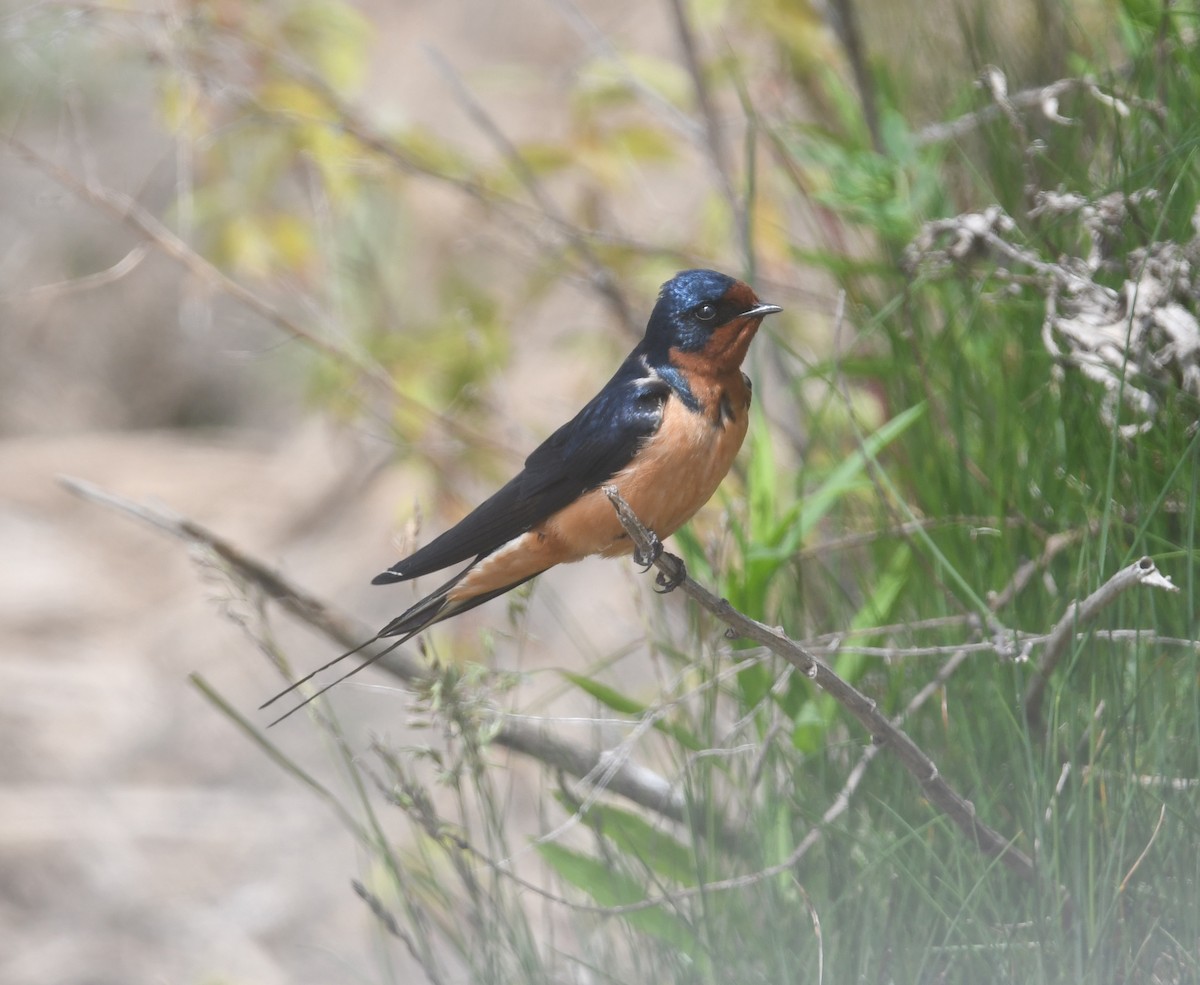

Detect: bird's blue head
[641, 269, 781, 361]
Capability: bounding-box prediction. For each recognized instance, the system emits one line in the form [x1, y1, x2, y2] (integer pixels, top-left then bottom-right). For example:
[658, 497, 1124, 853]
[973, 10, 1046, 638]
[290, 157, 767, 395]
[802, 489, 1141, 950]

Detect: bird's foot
[654, 553, 686, 594]
[633, 534, 663, 571]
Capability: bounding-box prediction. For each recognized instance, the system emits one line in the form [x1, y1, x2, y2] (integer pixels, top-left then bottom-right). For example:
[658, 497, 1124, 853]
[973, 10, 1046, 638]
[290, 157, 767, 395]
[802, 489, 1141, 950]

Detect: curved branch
[603, 485, 1040, 883]
[59, 476, 729, 840]
[1023, 556, 1178, 735]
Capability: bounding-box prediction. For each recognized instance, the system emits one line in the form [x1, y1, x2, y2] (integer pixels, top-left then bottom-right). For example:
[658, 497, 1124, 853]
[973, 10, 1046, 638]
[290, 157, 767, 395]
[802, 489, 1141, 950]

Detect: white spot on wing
[631, 354, 662, 389]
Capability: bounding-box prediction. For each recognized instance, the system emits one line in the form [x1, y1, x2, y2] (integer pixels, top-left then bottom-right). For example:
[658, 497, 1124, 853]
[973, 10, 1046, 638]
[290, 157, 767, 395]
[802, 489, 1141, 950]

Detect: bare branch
[0, 134, 505, 455]
[423, 48, 636, 336]
[603, 485, 1041, 883]
[2, 243, 148, 302]
[1117, 802, 1167, 896]
[58, 476, 729, 839]
[1024, 556, 1178, 734]
[665, 0, 746, 258]
[913, 74, 1158, 148]
[551, 0, 701, 142]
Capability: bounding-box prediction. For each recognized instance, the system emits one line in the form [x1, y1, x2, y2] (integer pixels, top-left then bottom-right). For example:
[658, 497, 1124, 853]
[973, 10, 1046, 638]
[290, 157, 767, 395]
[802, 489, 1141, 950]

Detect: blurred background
[3, 1, 1198, 983]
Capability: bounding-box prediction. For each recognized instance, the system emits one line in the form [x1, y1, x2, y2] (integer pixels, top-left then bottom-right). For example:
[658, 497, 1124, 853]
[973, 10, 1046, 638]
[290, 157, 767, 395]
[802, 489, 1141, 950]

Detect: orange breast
[448, 374, 751, 602]
[542, 374, 750, 560]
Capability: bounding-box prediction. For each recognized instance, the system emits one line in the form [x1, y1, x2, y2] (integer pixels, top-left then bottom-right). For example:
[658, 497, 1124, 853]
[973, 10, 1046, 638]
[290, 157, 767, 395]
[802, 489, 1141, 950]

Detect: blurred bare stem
[0, 133, 508, 456]
[58, 475, 737, 841]
[1024, 557, 1178, 736]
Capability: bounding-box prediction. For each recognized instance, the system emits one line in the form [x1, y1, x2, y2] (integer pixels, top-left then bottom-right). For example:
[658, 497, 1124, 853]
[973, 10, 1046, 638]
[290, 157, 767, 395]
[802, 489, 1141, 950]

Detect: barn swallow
[264, 269, 780, 723]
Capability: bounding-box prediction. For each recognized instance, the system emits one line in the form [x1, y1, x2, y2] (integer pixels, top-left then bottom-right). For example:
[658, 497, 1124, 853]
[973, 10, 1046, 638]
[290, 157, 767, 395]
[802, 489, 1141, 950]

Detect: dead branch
[913, 73, 1154, 148]
[59, 476, 728, 839]
[423, 49, 636, 336]
[604, 485, 1041, 883]
[0, 134, 505, 456]
[1023, 556, 1178, 735]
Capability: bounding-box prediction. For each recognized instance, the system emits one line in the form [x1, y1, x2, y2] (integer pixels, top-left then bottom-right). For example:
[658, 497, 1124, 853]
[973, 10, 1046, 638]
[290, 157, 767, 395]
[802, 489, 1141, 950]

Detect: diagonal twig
[603, 485, 1041, 882]
[58, 475, 732, 839]
[664, 0, 747, 261]
[1023, 556, 1178, 736]
[0, 134, 504, 455]
[423, 48, 636, 337]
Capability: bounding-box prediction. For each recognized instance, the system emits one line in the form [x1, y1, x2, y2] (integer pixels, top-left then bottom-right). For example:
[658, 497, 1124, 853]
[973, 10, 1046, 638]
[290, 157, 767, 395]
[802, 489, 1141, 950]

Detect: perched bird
[264, 269, 780, 723]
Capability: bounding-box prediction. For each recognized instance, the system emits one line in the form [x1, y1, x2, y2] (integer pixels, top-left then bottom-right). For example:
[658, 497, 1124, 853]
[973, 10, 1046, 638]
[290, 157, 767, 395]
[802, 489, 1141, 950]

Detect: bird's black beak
[743, 302, 782, 318]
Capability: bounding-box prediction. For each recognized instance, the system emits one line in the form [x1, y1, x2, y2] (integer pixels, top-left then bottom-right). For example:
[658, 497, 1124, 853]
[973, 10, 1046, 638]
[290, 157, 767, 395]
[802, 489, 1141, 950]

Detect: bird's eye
[696, 303, 717, 321]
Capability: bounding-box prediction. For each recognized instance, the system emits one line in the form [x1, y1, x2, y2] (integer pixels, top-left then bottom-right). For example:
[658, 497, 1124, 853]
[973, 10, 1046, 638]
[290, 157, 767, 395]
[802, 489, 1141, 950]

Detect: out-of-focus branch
[0, 135, 504, 456]
[424, 49, 637, 337]
[59, 476, 728, 840]
[1, 243, 148, 302]
[238, 40, 659, 334]
[913, 74, 1158, 147]
[665, 0, 748, 263]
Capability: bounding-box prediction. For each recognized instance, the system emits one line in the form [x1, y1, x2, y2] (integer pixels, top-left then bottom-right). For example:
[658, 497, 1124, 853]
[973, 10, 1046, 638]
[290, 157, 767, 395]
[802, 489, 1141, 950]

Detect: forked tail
[260, 562, 541, 725]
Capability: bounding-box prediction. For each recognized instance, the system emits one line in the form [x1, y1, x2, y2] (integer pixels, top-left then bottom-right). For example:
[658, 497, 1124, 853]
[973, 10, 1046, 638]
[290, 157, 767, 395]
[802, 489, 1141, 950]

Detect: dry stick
[423, 49, 636, 337]
[0, 135, 502, 456]
[3, 243, 149, 302]
[271, 45, 637, 337]
[912, 75, 1152, 148]
[788, 524, 1089, 875]
[665, 0, 747, 263]
[603, 486, 1040, 883]
[978, 66, 1042, 214]
[551, 0, 701, 144]
[2, 137, 377, 379]
[1023, 556, 1178, 736]
[58, 476, 721, 838]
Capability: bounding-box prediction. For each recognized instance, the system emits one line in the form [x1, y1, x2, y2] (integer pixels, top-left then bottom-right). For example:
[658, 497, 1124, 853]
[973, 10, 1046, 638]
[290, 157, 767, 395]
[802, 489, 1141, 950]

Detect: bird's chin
[732, 317, 765, 353]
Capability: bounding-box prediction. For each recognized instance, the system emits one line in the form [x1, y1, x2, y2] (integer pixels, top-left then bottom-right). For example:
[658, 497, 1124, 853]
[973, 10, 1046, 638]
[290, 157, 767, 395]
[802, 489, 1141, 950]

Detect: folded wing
[373, 356, 669, 584]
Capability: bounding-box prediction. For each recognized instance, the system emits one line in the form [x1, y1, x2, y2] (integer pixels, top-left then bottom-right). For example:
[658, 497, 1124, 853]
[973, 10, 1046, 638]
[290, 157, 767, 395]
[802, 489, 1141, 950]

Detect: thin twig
[1117, 803, 1166, 896]
[251, 40, 649, 331]
[913, 75, 1154, 148]
[604, 485, 1040, 882]
[0, 134, 502, 454]
[550, 0, 701, 143]
[423, 48, 636, 337]
[58, 475, 727, 838]
[665, 0, 747, 262]
[1023, 557, 1178, 735]
[2, 135, 379, 377]
[2, 243, 148, 302]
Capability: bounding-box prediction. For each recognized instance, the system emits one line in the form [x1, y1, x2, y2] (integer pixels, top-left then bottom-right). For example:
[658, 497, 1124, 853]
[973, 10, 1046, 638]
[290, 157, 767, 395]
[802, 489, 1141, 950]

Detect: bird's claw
[633, 535, 663, 571]
[654, 553, 686, 593]
[632, 535, 684, 592]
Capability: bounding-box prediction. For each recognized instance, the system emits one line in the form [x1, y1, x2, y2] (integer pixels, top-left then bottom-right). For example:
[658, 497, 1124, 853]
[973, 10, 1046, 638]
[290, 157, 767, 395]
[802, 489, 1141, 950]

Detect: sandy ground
[0, 425, 393, 984]
[0, 416, 670, 984]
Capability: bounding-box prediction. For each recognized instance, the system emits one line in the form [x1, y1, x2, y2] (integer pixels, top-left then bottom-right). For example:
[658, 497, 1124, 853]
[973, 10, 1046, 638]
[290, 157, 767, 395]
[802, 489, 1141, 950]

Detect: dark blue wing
[373, 354, 668, 584]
